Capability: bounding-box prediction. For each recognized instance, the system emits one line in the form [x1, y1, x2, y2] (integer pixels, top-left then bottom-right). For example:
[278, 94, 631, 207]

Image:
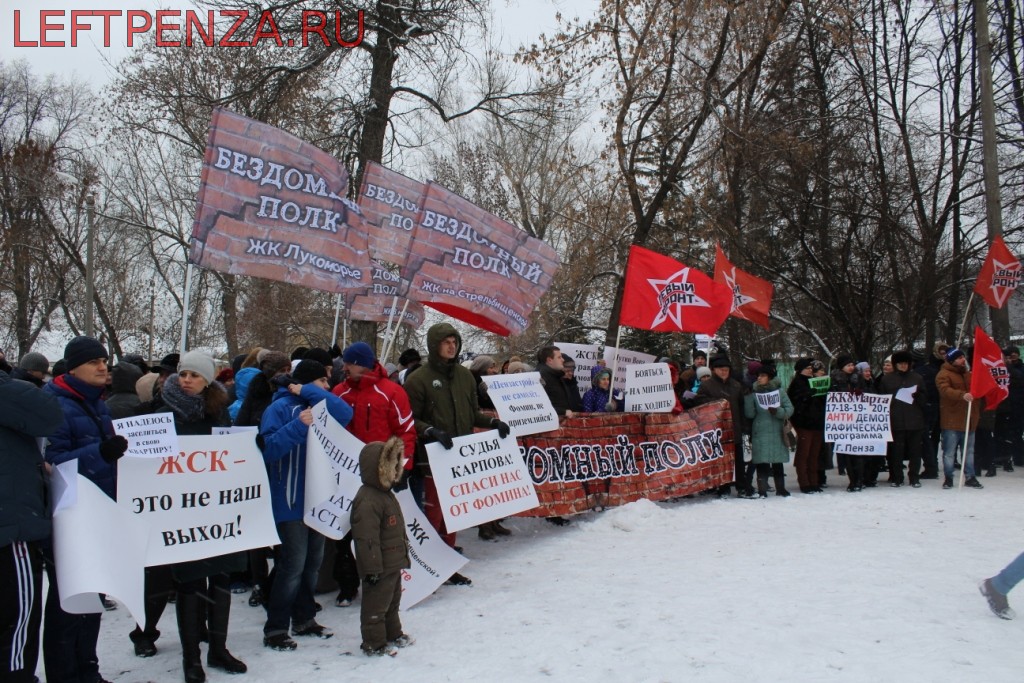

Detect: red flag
[620, 245, 732, 334]
[713, 245, 774, 329]
[973, 236, 1023, 308]
[970, 326, 1010, 411]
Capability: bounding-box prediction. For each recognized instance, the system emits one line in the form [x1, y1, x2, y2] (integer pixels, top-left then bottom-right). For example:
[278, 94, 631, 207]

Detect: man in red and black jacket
[330, 341, 416, 607]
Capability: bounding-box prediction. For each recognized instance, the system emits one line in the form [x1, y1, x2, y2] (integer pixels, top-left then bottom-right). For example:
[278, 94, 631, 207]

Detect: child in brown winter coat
[351, 436, 414, 656]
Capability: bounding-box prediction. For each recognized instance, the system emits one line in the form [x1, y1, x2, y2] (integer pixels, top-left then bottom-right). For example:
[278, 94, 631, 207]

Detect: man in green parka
[403, 322, 509, 586]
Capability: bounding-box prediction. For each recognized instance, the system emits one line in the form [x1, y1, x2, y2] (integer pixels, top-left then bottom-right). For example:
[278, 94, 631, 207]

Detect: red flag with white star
[619, 245, 732, 334]
[713, 245, 774, 329]
[973, 236, 1023, 309]
[970, 326, 1009, 411]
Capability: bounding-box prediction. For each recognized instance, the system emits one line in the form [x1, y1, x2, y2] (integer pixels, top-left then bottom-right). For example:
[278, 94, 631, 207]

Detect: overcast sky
[0, 0, 591, 86]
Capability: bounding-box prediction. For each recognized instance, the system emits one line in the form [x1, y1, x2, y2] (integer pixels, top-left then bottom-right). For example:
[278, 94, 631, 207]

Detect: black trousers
[42, 541, 102, 683]
[1, 541, 43, 682]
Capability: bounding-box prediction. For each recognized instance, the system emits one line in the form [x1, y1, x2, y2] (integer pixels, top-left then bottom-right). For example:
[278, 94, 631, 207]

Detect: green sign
[809, 376, 831, 397]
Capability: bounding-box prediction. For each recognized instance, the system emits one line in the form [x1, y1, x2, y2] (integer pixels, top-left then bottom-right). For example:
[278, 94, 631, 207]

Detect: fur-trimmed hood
[359, 436, 405, 491]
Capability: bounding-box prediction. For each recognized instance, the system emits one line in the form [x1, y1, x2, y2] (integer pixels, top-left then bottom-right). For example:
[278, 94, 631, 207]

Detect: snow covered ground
[59, 467, 1024, 683]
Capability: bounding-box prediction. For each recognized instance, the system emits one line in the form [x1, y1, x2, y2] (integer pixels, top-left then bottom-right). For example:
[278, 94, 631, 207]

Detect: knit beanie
[696, 366, 712, 379]
[293, 358, 328, 384]
[470, 355, 495, 374]
[64, 336, 107, 372]
[945, 348, 965, 363]
[342, 342, 376, 370]
[19, 352, 49, 374]
[178, 350, 216, 384]
[259, 351, 291, 375]
[855, 361, 871, 374]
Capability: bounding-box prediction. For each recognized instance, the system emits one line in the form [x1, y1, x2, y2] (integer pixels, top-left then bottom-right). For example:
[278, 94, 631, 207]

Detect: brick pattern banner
[357, 162, 425, 276]
[345, 290, 425, 329]
[514, 401, 735, 517]
[189, 108, 371, 293]
[407, 182, 561, 336]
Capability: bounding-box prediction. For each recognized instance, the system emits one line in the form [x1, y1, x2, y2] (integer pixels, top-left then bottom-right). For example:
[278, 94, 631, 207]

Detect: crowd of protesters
[3, 331, 1022, 681]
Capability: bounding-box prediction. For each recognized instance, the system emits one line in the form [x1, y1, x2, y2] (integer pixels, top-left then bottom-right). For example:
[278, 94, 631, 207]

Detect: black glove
[100, 435, 129, 463]
[365, 574, 381, 586]
[425, 426, 453, 449]
[490, 418, 511, 439]
[393, 469, 411, 492]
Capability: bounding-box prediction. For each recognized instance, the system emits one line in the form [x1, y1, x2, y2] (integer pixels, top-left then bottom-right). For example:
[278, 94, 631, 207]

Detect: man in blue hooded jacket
[259, 359, 352, 651]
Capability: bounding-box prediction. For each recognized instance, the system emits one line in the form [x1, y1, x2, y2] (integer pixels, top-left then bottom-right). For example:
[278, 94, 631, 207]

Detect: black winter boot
[176, 592, 206, 683]
[207, 581, 247, 674]
[756, 473, 769, 498]
[773, 474, 791, 497]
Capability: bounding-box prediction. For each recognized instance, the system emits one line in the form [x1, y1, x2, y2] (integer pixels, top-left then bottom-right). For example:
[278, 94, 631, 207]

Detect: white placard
[481, 372, 559, 436]
[623, 363, 676, 413]
[755, 390, 781, 409]
[116, 432, 280, 566]
[603, 346, 657, 396]
[824, 392, 892, 445]
[694, 334, 715, 353]
[834, 440, 889, 455]
[52, 474, 148, 627]
[895, 386, 917, 405]
[213, 425, 259, 435]
[427, 431, 539, 534]
[113, 413, 179, 458]
[555, 342, 602, 396]
[395, 489, 469, 610]
[304, 399, 365, 540]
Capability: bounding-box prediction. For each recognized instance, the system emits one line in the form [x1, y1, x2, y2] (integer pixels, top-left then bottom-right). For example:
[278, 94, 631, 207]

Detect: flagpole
[955, 292, 977, 349]
[330, 293, 343, 349]
[958, 399, 973, 491]
[607, 325, 623, 411]
[178, 262, 194, 355]
[380, 295, 399, 359]
[383, 298, 411, 363]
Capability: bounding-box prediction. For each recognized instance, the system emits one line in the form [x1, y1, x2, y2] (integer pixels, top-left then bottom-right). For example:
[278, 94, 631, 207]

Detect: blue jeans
[264, 521, 324, 636]
[940, 429, 976, 478]
[992, 550, 1024, 595]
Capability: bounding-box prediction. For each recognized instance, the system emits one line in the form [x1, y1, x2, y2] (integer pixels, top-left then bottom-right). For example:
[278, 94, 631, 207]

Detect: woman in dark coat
[138, 351, 247, 683]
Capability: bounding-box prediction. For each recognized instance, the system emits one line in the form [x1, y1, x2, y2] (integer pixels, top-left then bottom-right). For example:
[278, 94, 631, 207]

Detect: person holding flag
[935, 347, 985, 490]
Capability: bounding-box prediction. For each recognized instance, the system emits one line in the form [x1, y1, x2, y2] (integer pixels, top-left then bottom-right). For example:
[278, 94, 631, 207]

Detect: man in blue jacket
[0, 369, 63, 682]
[42, 335, 128, 683]
[260, 359, 353, 651]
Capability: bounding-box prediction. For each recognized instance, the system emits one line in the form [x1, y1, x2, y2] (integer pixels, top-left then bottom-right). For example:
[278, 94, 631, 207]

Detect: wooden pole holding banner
[958, 399, 974, 490]
[955, 292, 977, 349]
[178, 262, 194, 355]
[383, 298, 411, 363]
[330, 293, 343, 349]
[606, 325, 623, 411]
[379, 295, 399, 359]
[342, 317, 349, 351]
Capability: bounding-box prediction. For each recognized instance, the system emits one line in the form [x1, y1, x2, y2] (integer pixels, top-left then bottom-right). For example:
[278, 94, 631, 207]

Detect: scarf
[160, 373, 207, 423]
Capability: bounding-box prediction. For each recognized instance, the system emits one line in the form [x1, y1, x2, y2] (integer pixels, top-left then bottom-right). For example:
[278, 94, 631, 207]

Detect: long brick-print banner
[514, 401, 735, 517]
[407, 182, 560, 336]
[189, 108, 371, 294]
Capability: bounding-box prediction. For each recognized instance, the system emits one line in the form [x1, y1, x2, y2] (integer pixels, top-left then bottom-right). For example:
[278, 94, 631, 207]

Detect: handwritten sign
[481, 372, 558, 436]
[824, 392, 892, 450]
[113, 413, 179, 459]
[394, 489, 468, 610]
[304, 399, 366, 540]
[427, 431, 539, 533]
[603, 346, 657, 396]
[623, 363, 676, 413]
[809, 376, 831, 397]
[755, 390, 781, 409]
[555, 342, 602, 396]
[116, 432, 280, 566]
